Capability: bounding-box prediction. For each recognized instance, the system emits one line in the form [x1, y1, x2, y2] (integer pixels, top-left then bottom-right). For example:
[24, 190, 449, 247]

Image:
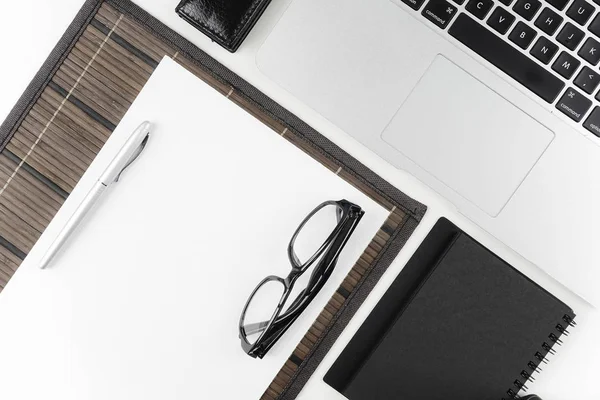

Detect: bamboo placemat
[0, 1, 426, 398]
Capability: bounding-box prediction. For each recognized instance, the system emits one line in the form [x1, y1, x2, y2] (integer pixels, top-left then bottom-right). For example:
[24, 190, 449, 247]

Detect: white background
[0, 1, 599, 398]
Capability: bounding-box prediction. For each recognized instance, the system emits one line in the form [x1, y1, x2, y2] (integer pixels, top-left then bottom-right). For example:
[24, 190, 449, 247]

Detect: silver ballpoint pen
[39, 121, 152, 269]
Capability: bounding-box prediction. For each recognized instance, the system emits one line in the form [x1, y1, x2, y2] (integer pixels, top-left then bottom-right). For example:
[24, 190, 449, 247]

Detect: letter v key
[487, 8, 516, 34]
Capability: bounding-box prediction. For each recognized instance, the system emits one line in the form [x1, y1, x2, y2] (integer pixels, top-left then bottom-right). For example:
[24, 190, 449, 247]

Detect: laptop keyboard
[403, 0, 600, 136]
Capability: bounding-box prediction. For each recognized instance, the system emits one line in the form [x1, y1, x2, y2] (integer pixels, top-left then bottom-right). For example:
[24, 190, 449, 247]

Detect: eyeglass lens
[241, 279, 286, 345]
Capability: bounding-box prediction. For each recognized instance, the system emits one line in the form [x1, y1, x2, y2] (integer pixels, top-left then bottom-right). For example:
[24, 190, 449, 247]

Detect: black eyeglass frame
[239, 199, 364, 359]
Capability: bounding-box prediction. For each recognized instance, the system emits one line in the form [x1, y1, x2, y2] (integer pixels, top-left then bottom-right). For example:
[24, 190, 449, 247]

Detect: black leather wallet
[175, 0, 272, 53]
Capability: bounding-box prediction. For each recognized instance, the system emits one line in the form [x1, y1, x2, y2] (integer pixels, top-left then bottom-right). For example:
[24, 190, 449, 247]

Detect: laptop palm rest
[381, 56, 554, 216]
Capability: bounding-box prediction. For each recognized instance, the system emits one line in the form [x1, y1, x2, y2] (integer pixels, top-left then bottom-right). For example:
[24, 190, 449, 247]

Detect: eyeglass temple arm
[246, 288, 308, 336]
[242, 321, 271, 336]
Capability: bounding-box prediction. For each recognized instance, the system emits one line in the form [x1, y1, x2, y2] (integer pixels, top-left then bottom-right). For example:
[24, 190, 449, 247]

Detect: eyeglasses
[239, 199, 364, 359]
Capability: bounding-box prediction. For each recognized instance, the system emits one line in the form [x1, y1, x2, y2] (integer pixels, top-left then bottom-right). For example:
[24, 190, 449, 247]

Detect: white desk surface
[0, 1, 598, 398]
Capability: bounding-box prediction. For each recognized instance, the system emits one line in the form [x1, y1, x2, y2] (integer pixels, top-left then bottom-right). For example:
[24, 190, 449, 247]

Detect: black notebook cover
[324, 218, 575, 400]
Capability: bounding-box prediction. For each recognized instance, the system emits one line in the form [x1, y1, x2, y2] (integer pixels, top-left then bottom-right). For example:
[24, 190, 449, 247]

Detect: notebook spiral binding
[502, 314, 576, 400]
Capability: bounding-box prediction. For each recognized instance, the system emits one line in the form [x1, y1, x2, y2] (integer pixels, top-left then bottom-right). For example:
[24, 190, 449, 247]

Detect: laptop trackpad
[381, 56, 554, 216]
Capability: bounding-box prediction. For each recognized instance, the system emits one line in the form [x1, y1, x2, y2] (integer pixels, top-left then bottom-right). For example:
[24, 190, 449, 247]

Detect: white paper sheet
[0, 58, 388, 399]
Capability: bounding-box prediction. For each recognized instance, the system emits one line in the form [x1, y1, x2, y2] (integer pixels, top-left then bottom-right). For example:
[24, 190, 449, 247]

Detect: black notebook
[324, 218, 575, 400]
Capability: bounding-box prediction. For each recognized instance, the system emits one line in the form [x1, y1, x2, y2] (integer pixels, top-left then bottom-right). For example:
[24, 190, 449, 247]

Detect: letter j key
[557, 22, 585, 50]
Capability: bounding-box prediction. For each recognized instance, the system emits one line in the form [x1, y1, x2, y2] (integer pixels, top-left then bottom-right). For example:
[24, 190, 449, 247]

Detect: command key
[556, 87, 591, 122]
[422, 0, 458, 29]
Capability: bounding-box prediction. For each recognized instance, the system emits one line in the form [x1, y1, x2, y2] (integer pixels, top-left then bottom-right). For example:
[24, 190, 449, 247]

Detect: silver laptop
[256, 0, 600, 306]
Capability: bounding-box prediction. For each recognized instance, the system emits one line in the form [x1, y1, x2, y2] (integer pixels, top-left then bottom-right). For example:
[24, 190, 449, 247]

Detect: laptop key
[557, 22, 585, 49]
[466, 0, 494, 19]
[583, 107, 600, 136]
[401, 0, 427, 11]
[513, 0, 542, 20]
[422, 0, 458, 28]
[535, 8, 564, 35]
[589, 14, 600, 38]
[574, 66, 600, 93]
[546, 0, 571, 10]
[498, 0, 514, 5]
[488, 7, 516, 33]
[530, 37, 559, 64]
[566, 0, 595, 25]
[509, 21, 538, 48]
[556, 88, 592, 122]
[552, 51, 581, 78]
[578, 37, 600, 65]
[449, 14, 565, 102]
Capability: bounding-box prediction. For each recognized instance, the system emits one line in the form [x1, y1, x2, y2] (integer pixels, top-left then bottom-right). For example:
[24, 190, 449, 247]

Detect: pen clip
[114, 133, 150, 183]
